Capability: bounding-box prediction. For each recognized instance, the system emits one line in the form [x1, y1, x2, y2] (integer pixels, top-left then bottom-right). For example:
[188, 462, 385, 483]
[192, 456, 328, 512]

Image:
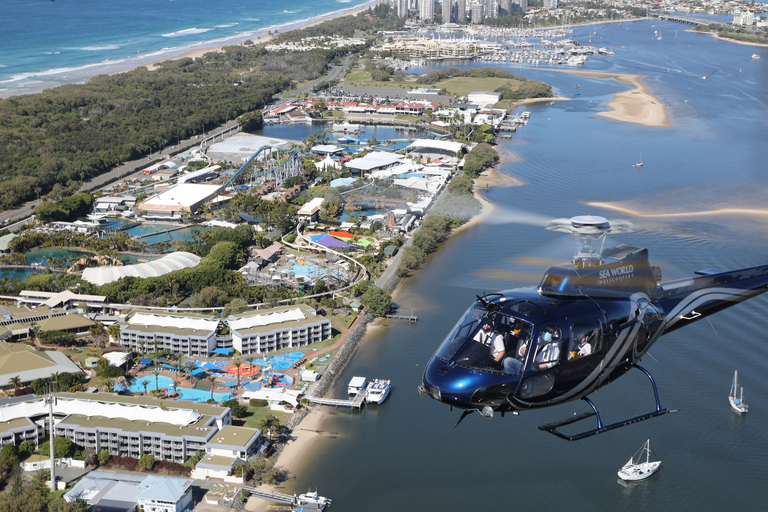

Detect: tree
[248, 455, 283, 485]
[258, 415, 280, 440]
[153, 369, 161, 393]
[232, 359, 243, 388]
[360, 286, 392, 317]
[107, 324, 121, 341]
[9, 375, 21, 395]
[191, 286, 229, 308]
[39, 437, 74, 458]
[141, 380, 149, 396]
[223, 297, 248, 317]
[207, 374, 218, 401]
[97, 449, 110, 466]
[222, 399, 247, 419]
[139, 453, 156, 470]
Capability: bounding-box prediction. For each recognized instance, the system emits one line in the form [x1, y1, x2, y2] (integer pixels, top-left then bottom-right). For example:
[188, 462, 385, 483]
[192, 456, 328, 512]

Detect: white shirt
[474, 329, 505, 358]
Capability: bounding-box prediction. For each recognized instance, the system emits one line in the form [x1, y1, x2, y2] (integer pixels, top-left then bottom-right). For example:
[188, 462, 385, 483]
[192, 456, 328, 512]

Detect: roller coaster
[220, 145, 303, 191]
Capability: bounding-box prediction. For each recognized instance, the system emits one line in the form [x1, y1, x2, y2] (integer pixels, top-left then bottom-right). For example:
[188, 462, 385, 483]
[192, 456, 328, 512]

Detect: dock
[243, 486, 332, 510]
[307, 385, 368, 409]
[384, 313, 418, 323]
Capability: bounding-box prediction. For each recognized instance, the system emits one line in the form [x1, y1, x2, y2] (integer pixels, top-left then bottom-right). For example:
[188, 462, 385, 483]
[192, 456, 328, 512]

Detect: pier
[243, 486, 331, 510]
[132, 225, 191, 239]
[384, 313, 418, 322]
[307, 385, 368, 409]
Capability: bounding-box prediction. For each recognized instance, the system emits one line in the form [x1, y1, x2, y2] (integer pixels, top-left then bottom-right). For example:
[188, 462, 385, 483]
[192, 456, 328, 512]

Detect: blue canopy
[219, 380, 238, 387]
[201, 362, 223, 372]
[113, 383, 126, 392]
[190, 368, 207, 376]
[139, 358, 151, 365]
[209, 348, 231, 355]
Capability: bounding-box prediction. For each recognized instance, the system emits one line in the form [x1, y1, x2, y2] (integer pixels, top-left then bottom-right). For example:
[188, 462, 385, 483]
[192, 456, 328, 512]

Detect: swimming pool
[242, 373, 294, 391]
[247, 351, 304, 370]
[125, 375, 233, 402]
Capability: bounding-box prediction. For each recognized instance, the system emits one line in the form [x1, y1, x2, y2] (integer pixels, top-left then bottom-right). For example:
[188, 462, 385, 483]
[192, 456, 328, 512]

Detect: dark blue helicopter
[418, 216, 768, 440]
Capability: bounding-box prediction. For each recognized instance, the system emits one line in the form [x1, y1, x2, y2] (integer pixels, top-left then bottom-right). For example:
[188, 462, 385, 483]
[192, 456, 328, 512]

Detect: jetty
[307, 385, 368, 409]
[384, 312, 418, 322]
[243, 486, 332, 510]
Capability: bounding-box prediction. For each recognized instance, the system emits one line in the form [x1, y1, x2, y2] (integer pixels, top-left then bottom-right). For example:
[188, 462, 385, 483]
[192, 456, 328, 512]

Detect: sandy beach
[550, 69, 670, 127]
[146, 4, 374, 72]
[588, 201, 768, 221]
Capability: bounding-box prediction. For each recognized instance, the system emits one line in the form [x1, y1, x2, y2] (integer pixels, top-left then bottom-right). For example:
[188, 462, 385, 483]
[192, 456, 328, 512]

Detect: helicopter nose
[421, 357, 516, 410]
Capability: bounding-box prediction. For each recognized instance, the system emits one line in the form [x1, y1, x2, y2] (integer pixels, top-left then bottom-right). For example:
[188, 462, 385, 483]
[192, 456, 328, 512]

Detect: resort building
[229, 304, 332, 355]
[0, 392, 269, 467]
[297, 197, 325, 224]
[191, 425, 264, 480]
[138, 183, 221, 219]
[19, 290, 108, 310]
[118, 311, 219, 357]
[0, 341, 83, 390]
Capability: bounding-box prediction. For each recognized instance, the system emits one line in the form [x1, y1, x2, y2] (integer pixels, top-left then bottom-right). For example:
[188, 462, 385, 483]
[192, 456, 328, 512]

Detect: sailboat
[618, 440, 661, 481]
[729, 370, 748, 414]
[634, 153, 643, 168]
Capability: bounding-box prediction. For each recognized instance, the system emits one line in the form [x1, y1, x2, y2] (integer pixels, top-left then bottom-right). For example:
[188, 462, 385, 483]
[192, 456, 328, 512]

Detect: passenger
[570, 333, 592, 359]
[473, 318, 505, 366]
[533, 331, 560, 370]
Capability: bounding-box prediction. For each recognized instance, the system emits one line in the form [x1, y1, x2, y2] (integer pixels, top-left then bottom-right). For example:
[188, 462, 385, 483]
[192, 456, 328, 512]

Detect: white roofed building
[297, 197, 325, 223]
[468, 91, 502, 108]
[118, 311, 219, 357]
[406, 139, 466, 158]
[138, 183, 221, 218]
[229, 304, 332, 355]
[345, 151, 404, 176]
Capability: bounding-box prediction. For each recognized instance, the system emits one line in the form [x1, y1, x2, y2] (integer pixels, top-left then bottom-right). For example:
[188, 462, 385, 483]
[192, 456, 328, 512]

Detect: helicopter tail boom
[658, 264, 768, 334]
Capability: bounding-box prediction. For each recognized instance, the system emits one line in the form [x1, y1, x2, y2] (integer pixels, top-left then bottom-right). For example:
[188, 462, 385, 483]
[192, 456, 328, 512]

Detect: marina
[308, 376, 391, 409]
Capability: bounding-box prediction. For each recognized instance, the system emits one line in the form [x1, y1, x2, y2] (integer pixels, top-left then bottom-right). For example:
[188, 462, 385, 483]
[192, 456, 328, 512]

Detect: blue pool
[248, 351, 305, 370]
[126, 375, 233, 402]
[242, 373, 294, 391]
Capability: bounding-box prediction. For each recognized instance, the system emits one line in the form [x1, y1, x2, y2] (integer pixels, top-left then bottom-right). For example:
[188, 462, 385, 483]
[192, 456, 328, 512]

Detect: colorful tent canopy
[209, 348, 231, 355]
[313, 234, 357, 249]
[330, 230, 356, 238]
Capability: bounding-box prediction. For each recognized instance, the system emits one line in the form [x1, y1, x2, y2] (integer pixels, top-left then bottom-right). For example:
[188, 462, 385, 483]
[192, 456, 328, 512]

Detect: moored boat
[729, 370, 748, 414]
[618, 439, 661, 481]
[366, 379, 391, 404]
[348, 376, 367, 395]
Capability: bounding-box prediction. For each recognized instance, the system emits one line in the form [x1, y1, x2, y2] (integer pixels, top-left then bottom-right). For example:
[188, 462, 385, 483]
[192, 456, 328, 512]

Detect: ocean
[0, 0, 375, 97]
[267, 18, 768, 512]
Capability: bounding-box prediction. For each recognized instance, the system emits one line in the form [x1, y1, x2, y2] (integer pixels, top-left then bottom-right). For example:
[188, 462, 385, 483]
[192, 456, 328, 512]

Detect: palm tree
[258, 416, 280, 441]
[141, 380, 149, 396]
[184, 361, 197, 382]
[206, 375, 217, 402]
[153, 339, 159, 366]
[9, 376, 22, 396]
[153, 369, 161, 394]
[232, 359, 243, 388]
[168, 353, 181, 386]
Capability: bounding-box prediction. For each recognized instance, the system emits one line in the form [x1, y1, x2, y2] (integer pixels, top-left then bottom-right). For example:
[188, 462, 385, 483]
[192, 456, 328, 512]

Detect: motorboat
[618, 439, 661, 481]
[348, 376, 367, 395]
[729, 370, 748, 414]
[752, 54, 760, 60]
[366, 379, 391, 404]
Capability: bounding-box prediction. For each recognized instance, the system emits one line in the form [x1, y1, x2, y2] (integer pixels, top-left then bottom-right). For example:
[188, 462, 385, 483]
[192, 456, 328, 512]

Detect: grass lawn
[241, 405, 291, 429]
[322, 110, 345, 118]
[328, 312, 357, 329]
[435, 77, 521, 96]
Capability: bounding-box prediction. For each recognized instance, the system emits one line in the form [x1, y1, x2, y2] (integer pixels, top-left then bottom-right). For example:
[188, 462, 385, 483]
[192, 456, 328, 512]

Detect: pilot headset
[542, 331, 552, 342]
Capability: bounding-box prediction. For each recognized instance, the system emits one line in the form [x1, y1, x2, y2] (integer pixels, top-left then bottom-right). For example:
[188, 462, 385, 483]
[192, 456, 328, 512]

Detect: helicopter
[418, 216, 768, 440]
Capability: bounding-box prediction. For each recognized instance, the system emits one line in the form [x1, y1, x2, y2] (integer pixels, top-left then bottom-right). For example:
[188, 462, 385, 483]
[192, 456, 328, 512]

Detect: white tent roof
[129, 312, 218, 332]
[82, 252, 201, 286]
[345, 151, 404, 172]
[241, 388, 301, 407]
[0, 396, 202, 426]
[405, 139, 466, 154]
[229, 308, 306, 331]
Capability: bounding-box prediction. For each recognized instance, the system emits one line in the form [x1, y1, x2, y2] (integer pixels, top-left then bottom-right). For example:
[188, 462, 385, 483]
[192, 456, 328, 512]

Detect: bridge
[221, 145, 303, 191]
[657, 14, 725, 27]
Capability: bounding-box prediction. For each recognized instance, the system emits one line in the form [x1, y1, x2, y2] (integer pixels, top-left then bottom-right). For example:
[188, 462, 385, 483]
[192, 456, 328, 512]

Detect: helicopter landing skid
[538, 364, 672, 441]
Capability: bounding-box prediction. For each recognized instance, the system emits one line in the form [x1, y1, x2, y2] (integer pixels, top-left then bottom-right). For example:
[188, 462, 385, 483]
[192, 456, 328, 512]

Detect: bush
[250, 399, 268, 407]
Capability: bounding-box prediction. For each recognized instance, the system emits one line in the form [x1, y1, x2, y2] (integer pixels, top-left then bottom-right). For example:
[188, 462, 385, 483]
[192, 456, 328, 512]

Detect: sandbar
[588, 201, 768, 220]
[552, 69, 670, 127]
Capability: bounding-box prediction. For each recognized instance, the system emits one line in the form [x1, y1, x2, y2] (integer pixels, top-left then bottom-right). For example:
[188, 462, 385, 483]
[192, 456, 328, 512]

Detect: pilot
[473, 318, 505, 366]
[533, 331, 560, 370]
[503, 327, 526, 375]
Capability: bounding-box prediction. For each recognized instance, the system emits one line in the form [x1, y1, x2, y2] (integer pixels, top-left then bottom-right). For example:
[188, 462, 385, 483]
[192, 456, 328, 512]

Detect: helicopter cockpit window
[568, 319, 602, 360]
[434, 307, 533, 374]
[531, 325, 563, 371]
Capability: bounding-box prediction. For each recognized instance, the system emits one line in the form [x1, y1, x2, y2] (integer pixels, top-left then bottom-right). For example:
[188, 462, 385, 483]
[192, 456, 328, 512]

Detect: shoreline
[0, 1, 377, 100]
[588, 202, 768, 220]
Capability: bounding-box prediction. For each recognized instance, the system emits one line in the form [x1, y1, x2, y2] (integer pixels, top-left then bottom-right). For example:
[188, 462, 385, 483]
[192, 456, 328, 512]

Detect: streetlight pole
[45, 387, 57, 491]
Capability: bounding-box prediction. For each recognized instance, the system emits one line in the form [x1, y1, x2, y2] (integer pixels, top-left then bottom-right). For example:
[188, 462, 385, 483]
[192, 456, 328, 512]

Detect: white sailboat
[728, 370, 748, 414]
[634, 153, 643, 168]
[618, 440, 661, 481]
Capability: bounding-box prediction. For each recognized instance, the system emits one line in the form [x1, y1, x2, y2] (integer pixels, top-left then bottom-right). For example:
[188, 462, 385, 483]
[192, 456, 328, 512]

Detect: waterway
[283, 19, 768, 511]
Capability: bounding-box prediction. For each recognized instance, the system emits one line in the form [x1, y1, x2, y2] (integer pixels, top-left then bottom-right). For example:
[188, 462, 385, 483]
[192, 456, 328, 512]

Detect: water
[0, 0, 376, 97]
[24, 247, 89, 266]
[285, 20, 768, 511]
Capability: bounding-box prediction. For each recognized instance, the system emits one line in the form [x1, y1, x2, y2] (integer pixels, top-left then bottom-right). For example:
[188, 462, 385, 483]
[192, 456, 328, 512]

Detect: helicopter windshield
[434, 306, 533, 374]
